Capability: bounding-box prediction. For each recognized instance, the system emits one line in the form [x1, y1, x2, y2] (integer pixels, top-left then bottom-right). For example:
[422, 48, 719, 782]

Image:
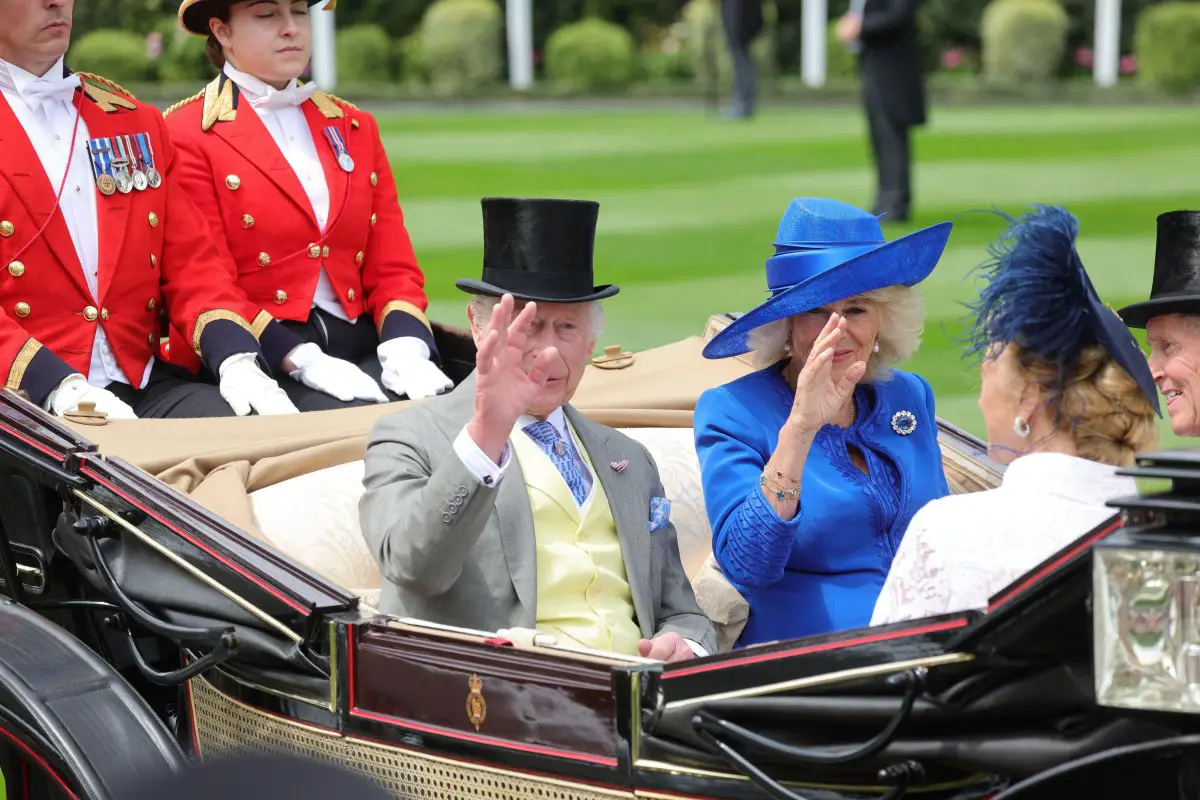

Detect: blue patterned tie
[523, 421, 589, 505]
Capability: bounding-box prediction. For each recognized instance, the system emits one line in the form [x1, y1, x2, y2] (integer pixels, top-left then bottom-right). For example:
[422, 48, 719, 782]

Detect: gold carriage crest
[466, 673, 487, 731]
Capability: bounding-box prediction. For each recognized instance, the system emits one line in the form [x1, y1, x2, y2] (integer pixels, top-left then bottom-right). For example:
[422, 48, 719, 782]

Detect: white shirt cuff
[684, 638, 708, 658]
[453, 426, 511, 488]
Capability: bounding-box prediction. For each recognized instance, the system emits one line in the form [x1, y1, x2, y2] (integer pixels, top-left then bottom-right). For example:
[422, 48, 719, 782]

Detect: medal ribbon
[87, 138, 113, 184]
[322, 126, 350, 166]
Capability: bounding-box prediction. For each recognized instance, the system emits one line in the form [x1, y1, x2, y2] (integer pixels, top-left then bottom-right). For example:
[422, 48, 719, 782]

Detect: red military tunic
[162, 74, 434, 372]
[0, 72, 270, 406]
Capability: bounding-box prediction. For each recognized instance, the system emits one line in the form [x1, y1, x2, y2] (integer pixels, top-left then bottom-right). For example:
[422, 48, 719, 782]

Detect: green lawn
[378, 104, 1200, 445]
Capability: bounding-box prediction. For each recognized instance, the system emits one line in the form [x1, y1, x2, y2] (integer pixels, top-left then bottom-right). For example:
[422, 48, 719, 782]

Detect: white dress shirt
[0, 57, 148, 390]
[871, 452, 1135, 625]
[453, 409, 706, 657]
[223, 63, 349, 322]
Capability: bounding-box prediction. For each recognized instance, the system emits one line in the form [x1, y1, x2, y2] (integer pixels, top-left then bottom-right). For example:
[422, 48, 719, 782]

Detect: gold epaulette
[309, 90, 346, 119]
[77, 72, 137, 113]
[164, 90, 203, 119]
[77, 72, 135, 100]
[327, 93, 359, 111]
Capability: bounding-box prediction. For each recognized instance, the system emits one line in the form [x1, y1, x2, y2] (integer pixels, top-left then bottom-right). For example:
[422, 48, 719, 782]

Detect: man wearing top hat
[1119, 210, 1200, 437]
[0, 0, 298, 418]
[359, 198, 716, 661]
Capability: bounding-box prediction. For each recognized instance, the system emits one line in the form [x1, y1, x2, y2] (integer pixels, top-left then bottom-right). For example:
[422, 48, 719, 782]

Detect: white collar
[517, 407, 568, 440]
[0, 56, 69, 95]
[222, 62, 310, 105]
[1000, 452, 1134, 505]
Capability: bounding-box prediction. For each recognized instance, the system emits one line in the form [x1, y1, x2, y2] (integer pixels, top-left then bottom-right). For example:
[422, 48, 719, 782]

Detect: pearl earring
[872, 342, 880, 353]
[1013, 416, 1031, 438]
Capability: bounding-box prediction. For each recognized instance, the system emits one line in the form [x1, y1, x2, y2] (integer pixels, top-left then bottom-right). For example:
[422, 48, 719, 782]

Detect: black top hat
[455, 198, 619, 303]
[1118, 210, 1200, 329]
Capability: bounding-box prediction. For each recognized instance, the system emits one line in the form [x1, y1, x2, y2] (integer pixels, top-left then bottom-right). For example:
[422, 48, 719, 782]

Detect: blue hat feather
[965, 204, 1161, 416]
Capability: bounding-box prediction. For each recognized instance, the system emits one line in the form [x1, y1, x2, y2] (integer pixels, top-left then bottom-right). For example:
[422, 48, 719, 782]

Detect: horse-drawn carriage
[0, 315, 1194, 800]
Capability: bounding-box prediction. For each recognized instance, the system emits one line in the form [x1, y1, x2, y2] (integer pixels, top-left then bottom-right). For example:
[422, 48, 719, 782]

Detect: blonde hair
[746, 285, 926, 382]
[1015, 343, 1158, 467]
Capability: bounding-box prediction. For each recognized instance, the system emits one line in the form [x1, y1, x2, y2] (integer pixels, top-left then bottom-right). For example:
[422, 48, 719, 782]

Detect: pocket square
[649, 496, 671, 532]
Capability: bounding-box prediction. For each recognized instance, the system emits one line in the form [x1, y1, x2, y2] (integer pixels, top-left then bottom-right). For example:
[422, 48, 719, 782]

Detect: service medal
[136, 134, 162, 190]
[114, 166, 134, 194]
[87, 137, 119, 198]
[146, 167, 162, 189]
[323, 126, 355, 173]
[337, 152, 355, 173]
[96, 174, 117, 196]
[132, 170, 149, 192]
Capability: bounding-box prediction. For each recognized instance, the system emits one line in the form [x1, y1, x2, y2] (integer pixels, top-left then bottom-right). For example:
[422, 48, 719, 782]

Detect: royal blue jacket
[695, 364, 949, 646]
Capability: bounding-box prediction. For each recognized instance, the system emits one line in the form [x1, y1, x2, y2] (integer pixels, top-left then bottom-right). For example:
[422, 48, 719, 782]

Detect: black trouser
[721, 0, 759, 117]
[277, 307, 403, 412]
[106, 360, 236, 419]
[865, 91, 912, 221]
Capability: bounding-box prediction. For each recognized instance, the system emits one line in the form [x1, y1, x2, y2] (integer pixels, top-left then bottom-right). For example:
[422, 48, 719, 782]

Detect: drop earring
[872, 342, 880, 353]
[1013, 416, 1031, 438]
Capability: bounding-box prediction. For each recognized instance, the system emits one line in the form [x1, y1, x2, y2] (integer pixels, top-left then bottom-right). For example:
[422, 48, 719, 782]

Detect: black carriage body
[0, 386, 1197, 800]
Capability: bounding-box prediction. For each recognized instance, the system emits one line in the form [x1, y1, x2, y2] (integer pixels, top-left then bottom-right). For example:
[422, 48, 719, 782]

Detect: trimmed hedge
[981, 0, 1068, 84]
[336, 24, 393, 82]
[546, 19, 636, 90]
[417, 0, 503, 94]
[1135, 2, 1200, 93]
[69, 29, 153, 84]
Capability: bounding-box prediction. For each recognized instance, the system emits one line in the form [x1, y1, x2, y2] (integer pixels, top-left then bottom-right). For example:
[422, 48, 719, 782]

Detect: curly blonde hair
[1015, 343, 1159, 467]
[746, 285, 926, 383]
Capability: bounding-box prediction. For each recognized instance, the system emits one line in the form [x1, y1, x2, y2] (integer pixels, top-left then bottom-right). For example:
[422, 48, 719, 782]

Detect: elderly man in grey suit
[359, 197, 716, 662]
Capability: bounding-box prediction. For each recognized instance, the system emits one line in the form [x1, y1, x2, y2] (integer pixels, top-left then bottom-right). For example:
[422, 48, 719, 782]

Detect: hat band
[765, 242, 881, 293]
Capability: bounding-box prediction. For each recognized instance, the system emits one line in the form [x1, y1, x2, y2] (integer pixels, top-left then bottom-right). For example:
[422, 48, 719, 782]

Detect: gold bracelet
[760, 472, 800, 502]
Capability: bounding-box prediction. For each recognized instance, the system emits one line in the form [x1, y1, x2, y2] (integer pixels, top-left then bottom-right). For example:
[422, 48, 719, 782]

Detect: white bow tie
[247, 81, 315, 111]
[22, 73, 80, 113]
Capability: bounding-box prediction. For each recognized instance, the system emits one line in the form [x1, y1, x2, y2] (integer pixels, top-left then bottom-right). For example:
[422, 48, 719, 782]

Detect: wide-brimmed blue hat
[964, 205, 1161, 416]
[703, 198, 953, 360]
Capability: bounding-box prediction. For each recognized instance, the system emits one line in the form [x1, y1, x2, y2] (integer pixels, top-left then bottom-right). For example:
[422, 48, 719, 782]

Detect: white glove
[218, 353, 299, 416]
[287, 342, 387, 404]
[495, 628, 558, 647]
[45, 374, 137, 419]
[378, 337, 452, 400]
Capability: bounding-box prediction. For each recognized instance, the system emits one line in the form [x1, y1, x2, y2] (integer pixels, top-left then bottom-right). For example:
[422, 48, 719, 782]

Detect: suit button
[308, 244, 320, 259]
[146, 298, 156, 311]
[148, 333, 156, 347]
[242, 214, 255, 229]
[274, 290, 287, 304]
[258, 252, 271, 267]
[148, 212, 159, 228]
[0, 221, 13, 237]
[355, 250, 364, 266]
[83, 306, 98, 322]
[13, 302, 29, 318]
[101, 308, 110, 321]
[370, 172, 378, 187]
[150, 254, 157, 268]
[370, 213, 377, 226]
[442, 512, 452, 524]
[226, 175, 241, 190]
[351, 119, 360, 129]
[7, 261, 23, 277]
[322, 245, 330, 258]
[347, 288, 356, 301]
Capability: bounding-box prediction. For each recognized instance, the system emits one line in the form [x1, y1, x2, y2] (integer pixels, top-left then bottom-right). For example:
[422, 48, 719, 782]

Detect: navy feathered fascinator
[965, 205, 1160, 416]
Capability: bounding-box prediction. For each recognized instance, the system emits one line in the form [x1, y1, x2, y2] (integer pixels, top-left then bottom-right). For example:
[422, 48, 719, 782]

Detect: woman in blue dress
[696, 198, 954, 646]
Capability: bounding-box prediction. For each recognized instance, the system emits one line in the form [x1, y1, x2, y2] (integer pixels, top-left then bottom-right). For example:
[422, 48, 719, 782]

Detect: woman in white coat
[872, 205, 1161, 624]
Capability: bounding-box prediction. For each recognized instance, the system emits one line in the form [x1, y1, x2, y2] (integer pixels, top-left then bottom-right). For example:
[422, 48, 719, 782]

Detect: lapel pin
[610, 459, 628, 473]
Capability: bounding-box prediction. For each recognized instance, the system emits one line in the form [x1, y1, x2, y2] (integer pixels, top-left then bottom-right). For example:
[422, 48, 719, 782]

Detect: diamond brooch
[891, 410, 917, 436]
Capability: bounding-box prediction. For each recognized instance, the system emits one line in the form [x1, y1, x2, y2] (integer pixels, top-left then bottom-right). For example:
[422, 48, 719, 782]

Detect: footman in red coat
[163, 0, 452, 412]
[0, 0, 299, 419]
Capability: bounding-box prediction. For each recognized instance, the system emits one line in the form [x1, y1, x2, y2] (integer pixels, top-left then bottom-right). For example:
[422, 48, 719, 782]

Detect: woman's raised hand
[787, 313, 867, 434]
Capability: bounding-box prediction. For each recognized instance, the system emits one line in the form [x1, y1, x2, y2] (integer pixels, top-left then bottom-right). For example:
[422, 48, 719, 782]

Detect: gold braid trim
[77, 72, 136, 99]
[378, 301, 432, 336]
[6, 340, 41, 391]
[164, 90, 204, 119]
[327, 93, 359, 111]
[192, 310, 254, 356]
[78, 73, 138, 113]
[202, 76, 237, 132]
[309, 91, 346, 119]
[250, 310, 274, 339]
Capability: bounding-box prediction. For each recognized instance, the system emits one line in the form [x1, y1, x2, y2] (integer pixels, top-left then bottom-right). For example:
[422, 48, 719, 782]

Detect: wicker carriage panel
[189, 677, 633, 800]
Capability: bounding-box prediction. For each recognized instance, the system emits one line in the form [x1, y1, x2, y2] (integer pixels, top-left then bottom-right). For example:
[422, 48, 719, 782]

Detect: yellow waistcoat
[510, 422, 642, 656]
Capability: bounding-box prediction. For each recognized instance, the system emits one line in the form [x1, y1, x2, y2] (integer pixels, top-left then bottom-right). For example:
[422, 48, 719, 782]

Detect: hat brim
[180, 0, 331, 35]
[454, 278, 620, 304]
[1116, 294, 1200, 329]
[703, 221, 954, 359]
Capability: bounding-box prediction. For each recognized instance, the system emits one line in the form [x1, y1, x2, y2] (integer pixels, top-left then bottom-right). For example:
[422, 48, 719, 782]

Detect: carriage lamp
[1094, 546, 1200, 713]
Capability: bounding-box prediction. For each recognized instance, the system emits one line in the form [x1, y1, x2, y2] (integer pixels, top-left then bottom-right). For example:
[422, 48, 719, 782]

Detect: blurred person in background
[163, 0, 452, 411]
[836, 0, 925, 223]
[720, 0, 763, 120]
